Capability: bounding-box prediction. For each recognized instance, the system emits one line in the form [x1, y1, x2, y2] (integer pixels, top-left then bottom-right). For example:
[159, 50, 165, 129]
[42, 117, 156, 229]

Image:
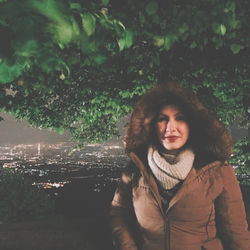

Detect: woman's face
[156, 105, 189, 152]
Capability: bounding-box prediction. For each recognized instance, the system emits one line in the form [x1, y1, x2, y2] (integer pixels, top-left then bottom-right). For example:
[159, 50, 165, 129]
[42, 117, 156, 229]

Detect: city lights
[0, 142, 127, 192]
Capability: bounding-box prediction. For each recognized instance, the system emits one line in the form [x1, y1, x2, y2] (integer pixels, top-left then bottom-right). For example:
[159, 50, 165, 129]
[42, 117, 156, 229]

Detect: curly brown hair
[125, 82, 233, 165]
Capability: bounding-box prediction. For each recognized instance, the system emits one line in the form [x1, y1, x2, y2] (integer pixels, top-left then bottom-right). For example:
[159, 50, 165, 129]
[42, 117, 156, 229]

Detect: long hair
[125, 82, 233, 165]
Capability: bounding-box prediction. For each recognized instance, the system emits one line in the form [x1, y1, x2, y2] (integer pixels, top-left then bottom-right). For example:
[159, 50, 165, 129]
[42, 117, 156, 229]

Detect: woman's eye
[158, 117, 168, 122]
[176, 115, 186, 121]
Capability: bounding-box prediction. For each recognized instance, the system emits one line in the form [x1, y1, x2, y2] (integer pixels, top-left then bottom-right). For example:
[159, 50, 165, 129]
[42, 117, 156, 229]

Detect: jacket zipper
[166, 218, 170, 250]
[129, 153, 171, 249]
[164, 220, 167, 250]
[148, 186, 169, 250]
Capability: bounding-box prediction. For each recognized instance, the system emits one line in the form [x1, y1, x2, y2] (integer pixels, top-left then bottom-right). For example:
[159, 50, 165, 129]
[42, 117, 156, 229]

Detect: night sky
[0, 112, 72, 145]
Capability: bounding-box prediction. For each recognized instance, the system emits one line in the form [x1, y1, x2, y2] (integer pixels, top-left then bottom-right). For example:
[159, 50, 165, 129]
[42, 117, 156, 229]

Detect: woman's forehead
[159, 105, 183, 115]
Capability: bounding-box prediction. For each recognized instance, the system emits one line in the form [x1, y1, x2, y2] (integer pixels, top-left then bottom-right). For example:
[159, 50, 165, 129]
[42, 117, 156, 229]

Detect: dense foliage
[0, 0, 249, 175]
[231, 137, 250, 185]
[0, 168, 54, 223]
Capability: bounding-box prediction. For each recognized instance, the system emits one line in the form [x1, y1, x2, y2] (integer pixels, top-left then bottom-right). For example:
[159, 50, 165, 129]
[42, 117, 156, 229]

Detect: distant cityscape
[3, 141, 248, 193]
[0, 142, 128, 191]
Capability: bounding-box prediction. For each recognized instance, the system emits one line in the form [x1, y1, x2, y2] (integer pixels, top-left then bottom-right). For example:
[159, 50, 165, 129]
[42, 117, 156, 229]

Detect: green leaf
[164, 34, 177, 51]
[34, 107, 39, 115]
[102, 0, 109, 6]
[228, 18, 240, 29]
[212, 23, 226, 36]
[70, 3, 81, 9]
[0, 60, 26, 84]
[225, 1, 235, 13]
[53, 21, 74, 46]
[118, 29, 133, 50]
[125, 30, 133, 48]
[14, 40, 39, 57]
[154, 36, 164, 47]
[81, 13, 96, 36]
[145, 1, 158, 15]
[212, 37, 223, 49]
[36, 51, 69, 74]
[93, 54, 107, 64]
[230, 44, 244, 54]
[178, 23, 189, 34]
[32, 0, 66, 24]
[164, 36, 172, 51]
[118, 38, 125, 51]
[220, 24, 226, 36]
[71, 16, 81, 37]
[190, 41, 197, 48]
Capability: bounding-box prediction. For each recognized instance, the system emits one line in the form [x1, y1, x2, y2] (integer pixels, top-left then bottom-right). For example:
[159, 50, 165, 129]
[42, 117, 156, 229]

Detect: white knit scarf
[148, 146, 195, 190]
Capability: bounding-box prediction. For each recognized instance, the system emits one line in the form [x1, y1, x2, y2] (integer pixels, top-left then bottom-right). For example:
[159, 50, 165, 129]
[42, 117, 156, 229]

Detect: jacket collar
[129, 152, 221, 214]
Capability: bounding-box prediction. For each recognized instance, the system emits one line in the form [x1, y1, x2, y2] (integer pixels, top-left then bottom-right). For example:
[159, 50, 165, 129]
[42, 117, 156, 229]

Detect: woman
[110, 82, 250, 250]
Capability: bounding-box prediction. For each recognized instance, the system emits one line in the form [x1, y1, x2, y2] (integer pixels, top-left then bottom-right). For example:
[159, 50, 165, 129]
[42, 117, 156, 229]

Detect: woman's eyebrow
[159, 112, 183, 117]
[175, 112, 184, 116]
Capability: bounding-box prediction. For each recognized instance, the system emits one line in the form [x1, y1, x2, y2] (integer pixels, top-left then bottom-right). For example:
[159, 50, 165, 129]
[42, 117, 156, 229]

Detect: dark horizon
[0, 112, 247, 146]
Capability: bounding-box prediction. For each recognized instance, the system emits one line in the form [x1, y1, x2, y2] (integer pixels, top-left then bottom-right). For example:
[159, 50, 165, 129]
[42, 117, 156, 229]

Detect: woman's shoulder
[216, 162, 238, 180]
[196, 159, 236, 181]
[194, 150, 231, 169]
[120, 160, 141, 183]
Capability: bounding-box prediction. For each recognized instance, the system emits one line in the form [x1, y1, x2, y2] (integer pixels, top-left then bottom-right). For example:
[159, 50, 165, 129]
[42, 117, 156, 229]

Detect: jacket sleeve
[215, 165, 250, 250]
[110, 170, 139, 250]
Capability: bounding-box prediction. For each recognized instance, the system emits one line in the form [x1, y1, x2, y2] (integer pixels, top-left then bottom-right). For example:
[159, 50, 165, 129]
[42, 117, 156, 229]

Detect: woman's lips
[164, 136, 179, 142]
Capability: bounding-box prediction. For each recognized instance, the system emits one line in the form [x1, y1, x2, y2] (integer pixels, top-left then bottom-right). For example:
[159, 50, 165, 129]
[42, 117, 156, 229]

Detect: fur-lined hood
[124, 82, 233, 164]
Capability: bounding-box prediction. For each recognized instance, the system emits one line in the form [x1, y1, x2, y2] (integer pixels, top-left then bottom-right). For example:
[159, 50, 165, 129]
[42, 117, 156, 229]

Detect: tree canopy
[0, 0, 249, 174]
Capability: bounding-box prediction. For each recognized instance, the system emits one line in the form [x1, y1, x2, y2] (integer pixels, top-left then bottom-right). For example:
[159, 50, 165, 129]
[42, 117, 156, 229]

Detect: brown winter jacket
[110, 152, 250, 250]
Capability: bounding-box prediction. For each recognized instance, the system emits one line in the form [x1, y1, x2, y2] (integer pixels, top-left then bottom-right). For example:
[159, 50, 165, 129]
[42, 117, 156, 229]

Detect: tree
[0, 0, 249, 176]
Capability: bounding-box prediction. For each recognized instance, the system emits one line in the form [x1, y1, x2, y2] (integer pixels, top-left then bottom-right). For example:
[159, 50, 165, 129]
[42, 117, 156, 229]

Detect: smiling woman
[156, 105, 190, 153]
[110, 82, 250, 250]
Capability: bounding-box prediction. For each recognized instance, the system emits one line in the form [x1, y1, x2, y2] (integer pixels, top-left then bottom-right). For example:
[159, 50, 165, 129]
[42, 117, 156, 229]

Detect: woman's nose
[166, 120, 176, 133]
